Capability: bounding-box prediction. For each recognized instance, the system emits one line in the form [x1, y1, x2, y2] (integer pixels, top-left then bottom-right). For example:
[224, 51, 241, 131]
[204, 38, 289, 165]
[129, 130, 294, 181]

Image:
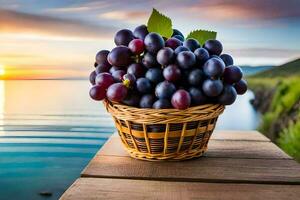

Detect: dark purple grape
[122, 73, 136, 88]
[188, 69, 204, 86]
[127, 63, 145, 78]
[171, 89, 191, 110]
[89, 85, 106, 101]
[133, 25, 148, 40]
[188, 87, 207, 106]
[163, 64, 181, 82]
[142, 52, 159, 68]
[177, 51, 196, 69]
[114, 29, 134, 46]
[128, 39, 144, 55]
[203, 57, 225, 77]
[153, 99, 172, 109]
[210, 55, 222, 60]
[122, 91, 141, 107]
[95, 72, 115, 89]
[144, 33, 164, 54]
[223, 65, 243, 84]
[183, 38, 200, 51]
[89, 71, 97, 85]
[140, 94, 156, 108]
[204, 39, 223, 56]
[112, 70, 126, 82]
[108, 46, 132, 67]
[208, 97, 219, 104]
[165, 38, 182, 50]
[234, 79, 247, 95]
[106, 83, 128, 102]
[109, 66, 123, 74]
[194, 48, 210, 64]
[156, 47, 174, 66]
[172, 29, 184, 38]
[220, 54, 234, 66]
[95, 50, 109, 65]
[179, 69, 191, 88]
[136, 78, 152, 94]
[218, 84, 237, 105]
[174, 46, 189, 55]
[202, 79, 223, 97]
[155, 81, 176, 99]
[209, 55, 224, 68]
[95, 62, 111, 74]
[145, 68, 164, 84]
[173, 35, 184, 42]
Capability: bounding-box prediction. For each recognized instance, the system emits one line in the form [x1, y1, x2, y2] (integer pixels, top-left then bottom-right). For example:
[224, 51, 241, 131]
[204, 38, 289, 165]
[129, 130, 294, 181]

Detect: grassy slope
[253, 58, 300, 78]
[247, 59, 300, 161]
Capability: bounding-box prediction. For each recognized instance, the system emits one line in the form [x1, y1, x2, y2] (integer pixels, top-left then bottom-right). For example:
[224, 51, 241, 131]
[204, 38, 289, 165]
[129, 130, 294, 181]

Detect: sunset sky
[0, 0, 300, 79]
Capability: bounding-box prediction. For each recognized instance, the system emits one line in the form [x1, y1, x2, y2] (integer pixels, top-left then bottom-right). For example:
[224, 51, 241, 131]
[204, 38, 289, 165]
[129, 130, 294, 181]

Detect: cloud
[229, 48, 300, 58]
[99, 10, 148, 23]
[45, 1, 110, 13]
[45, 1, 151, 24]
[43, 0, 300, 28]
[0, 8, 117, 39]
[224, 47, 300, 66]
[46, 6, 92, 13]
[187, 0, 300, 21]
[0, 53, 38, 58]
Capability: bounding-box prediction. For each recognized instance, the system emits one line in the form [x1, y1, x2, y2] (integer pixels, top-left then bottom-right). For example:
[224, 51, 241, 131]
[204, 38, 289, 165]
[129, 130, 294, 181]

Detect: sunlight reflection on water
[0, 81, 4, 128]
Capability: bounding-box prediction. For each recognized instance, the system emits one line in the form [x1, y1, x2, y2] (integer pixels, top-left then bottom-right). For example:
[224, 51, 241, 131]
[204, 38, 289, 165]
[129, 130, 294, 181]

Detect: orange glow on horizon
[0, 67, 87, 80]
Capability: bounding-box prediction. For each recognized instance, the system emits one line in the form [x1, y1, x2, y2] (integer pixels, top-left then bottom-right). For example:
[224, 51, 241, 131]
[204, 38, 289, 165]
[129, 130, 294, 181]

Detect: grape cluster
[89, 25, 247, 110]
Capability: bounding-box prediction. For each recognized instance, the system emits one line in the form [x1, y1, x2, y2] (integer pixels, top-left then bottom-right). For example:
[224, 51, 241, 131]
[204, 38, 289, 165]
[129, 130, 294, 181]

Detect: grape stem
[132, 55, 141, 63]
[123, 79, 131, 88]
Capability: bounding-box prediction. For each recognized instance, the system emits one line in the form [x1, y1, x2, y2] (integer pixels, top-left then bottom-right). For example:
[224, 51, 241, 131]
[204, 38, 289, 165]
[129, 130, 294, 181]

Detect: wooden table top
[60, 130, 300, 200]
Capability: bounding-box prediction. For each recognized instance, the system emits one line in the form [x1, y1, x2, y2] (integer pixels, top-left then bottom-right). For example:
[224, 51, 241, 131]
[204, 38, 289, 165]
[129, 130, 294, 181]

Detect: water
[0, 80, 260, 200]
[216, 90, 261, 130]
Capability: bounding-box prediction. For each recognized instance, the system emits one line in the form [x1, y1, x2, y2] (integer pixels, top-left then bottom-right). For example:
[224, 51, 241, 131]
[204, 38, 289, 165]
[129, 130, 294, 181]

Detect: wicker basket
[104, 99, 225, 161]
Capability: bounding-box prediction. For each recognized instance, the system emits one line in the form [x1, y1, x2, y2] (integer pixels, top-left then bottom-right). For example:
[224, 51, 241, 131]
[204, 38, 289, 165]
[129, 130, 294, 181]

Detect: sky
[0, 0, 300, 79]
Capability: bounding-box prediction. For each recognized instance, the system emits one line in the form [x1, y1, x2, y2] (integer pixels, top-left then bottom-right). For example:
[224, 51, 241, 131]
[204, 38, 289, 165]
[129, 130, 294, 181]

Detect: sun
[0, 64, 5, 75]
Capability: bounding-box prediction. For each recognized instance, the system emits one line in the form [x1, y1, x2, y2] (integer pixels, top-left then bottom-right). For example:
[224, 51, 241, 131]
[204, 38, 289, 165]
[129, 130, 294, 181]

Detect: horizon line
[0, 77, 87, 81]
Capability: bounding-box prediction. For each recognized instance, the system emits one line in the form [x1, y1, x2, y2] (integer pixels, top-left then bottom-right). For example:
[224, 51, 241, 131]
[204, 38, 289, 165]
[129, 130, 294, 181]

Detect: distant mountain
[252, 58, 300, 78]
[240, 65, 273, 76]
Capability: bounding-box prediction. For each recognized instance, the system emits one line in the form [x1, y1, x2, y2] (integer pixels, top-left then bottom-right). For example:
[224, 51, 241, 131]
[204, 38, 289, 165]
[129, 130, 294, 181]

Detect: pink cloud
[187, 0, 300, 21]
[0, 9, 117, 39]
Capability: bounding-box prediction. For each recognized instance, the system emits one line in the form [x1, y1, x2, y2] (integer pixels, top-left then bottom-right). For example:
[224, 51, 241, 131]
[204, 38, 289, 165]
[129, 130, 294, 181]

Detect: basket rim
[103, 99, 225, 124]
[104, 98, 224, 112]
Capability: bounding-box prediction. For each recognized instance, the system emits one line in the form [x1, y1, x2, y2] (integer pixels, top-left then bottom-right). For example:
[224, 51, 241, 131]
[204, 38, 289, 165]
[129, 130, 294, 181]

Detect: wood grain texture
[211, 130, 269, 141]
[82, 155, 300, 184]
[207, 140, 291, 159]
[98, 136, 291, 159]
[60, 178, 300, 200]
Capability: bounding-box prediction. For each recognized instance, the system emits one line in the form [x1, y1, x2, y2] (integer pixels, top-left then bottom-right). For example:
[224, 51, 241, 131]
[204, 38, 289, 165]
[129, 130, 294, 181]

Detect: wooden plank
[81, 155, 300, 184]
[208, 140, 291, 159]
[211, 130, 270, 141]
[98, 136, 291, 159]
[60, 178, 300, 200]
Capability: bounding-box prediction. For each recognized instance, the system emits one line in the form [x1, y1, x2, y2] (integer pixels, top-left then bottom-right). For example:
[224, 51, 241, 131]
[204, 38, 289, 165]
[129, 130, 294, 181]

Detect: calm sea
[0, 80, 260, 200]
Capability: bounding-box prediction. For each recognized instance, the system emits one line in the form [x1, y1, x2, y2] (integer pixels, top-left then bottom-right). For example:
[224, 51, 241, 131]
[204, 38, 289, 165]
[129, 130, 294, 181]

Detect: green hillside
[247, 58, 300, 162]
[251, 58, 300, 78]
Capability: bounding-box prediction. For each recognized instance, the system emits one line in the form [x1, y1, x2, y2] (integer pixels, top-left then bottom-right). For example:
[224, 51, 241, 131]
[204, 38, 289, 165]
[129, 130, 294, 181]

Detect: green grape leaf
[147, 8, 173, 38]
[187, 30, 217, 45]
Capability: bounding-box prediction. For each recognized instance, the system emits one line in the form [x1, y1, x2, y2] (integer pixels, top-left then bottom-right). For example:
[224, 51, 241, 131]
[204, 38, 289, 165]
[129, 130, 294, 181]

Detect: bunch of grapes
[89, 25, 247, 110]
